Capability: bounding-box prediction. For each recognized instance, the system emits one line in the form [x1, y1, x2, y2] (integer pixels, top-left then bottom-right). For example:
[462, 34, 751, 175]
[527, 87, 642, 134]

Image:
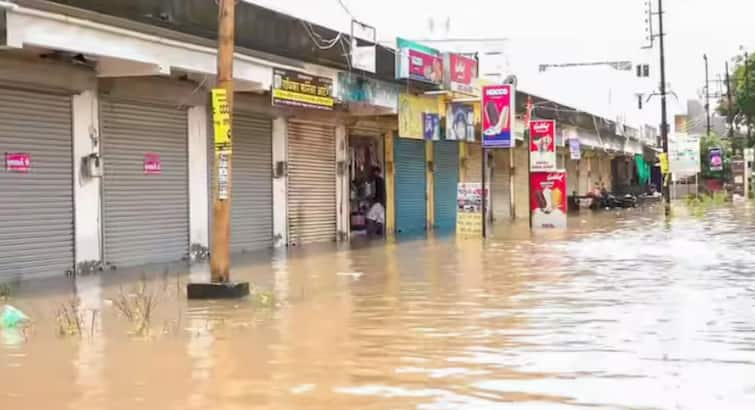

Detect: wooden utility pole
[657, 0, 671, 215]
[726, 61, 734, 140]
[211, 0, 236, 283]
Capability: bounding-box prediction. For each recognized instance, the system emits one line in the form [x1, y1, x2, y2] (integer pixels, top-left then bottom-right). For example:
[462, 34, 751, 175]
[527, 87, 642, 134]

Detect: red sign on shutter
[144, 153, 161, 175]
[5, 153, 31, 172]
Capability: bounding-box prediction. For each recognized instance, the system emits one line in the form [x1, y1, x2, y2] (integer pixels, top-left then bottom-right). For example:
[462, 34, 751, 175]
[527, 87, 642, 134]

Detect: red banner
[529, 119, 557, 171]
[408, 49, 443, 84]
[446, 54, 478, 95]
[144, 153, 161, 175]
[530, 171, 567, 229]
[5, 152, 30, 172]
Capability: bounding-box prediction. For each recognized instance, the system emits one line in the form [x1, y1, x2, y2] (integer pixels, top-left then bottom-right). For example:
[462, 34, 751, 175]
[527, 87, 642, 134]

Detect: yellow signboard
[456, 212, 482, 238]
[398, 93, 439, 139]
[211, 88, 231, 152]
[659, 152, 669, 175]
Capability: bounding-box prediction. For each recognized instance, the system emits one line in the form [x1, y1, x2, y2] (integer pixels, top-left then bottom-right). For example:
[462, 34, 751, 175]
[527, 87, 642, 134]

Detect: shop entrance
[349, 134, 385, 239]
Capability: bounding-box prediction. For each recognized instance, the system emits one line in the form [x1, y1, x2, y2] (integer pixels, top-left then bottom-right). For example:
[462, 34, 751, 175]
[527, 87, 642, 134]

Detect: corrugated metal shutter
[464, 143, 483, 182]
[101, 99, 189, 267]
[492, 149, 511, 221]
[287, 121, 336, 245]
[566, 159, 579, 195]
[514, 143, 530, 219]
[395, 138, 426, 234]
[0, 87, 74, 279]
[228, 112, 273, 253]
[433, 141, 458, 232]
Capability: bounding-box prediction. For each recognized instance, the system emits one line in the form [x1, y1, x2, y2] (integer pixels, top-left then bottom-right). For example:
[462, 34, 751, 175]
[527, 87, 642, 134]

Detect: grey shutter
[0, 87, 74, 279]
[101, 99, 189, 267]
[287, 121, 336, 245]
[229, 112, 273, 253]
[492, 149, 511, 221]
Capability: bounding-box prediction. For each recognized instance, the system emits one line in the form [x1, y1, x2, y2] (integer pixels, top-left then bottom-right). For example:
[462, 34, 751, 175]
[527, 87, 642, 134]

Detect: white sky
[246, 0, 755, 127]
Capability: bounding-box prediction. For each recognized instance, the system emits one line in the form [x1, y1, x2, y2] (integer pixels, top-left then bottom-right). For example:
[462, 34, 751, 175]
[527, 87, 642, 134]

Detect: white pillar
[72, 90, 102, 264]
[188, 106, 209, 248]
[272, 117, 288, 247]
[335, 124, 349, 241]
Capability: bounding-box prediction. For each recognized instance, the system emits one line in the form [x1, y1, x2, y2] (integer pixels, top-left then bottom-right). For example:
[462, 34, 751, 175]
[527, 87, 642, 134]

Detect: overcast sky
[247, 0, 755, 126]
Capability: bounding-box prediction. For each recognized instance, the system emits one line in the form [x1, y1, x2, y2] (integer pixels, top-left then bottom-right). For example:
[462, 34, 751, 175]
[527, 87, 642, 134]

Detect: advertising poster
[445, 103, 476, 141]
[456, 183, 488, 237]
[529, 120, 557, 171]
[482, 84, 515, 148]
[272, 68, 334, 110]
[399, 93, 439, 139]
[444, 53, 479, 96]
[211, 88, 231, 152]
[396, 38, 442, 84]
[530, 171, 567, 229]
[669, 133, 701, 177]
[143, 153, 161, 175]
[732, 159, 746, 196]
[5, 152, 30, 173]
[569, 137, 581, 160]
[709, 148, 723, 172]
[423, 113, 440, 140]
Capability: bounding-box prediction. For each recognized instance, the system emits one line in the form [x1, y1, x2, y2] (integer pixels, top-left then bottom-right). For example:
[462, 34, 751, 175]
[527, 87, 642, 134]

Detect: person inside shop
[365, 166, 385, 237]
[371, 166, 385, 206]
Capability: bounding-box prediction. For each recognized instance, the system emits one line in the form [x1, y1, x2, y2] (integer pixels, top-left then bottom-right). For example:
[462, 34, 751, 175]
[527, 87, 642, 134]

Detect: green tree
[718, 51, 755, 148]
[700, 133, 732, 179]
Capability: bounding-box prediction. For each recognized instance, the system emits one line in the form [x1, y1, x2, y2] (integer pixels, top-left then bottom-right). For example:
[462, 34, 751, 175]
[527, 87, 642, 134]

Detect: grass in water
[112, 279, 158, 336]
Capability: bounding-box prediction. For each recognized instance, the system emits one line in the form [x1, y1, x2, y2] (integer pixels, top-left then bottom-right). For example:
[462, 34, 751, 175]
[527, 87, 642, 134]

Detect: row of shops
[0, 1, 657, 279]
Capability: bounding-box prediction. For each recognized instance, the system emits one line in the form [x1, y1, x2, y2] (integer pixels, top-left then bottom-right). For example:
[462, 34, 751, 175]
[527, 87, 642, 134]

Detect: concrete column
[335, 124, 349, 241]
[188, 106, 209, 248]
[384, 132, 395, 234]
[72, 90, 101, 264]
[272, 117, 288, 247]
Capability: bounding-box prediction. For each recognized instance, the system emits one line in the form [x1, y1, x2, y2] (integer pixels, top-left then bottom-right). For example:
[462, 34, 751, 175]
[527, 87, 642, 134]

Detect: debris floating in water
[1, 305, 29, 328]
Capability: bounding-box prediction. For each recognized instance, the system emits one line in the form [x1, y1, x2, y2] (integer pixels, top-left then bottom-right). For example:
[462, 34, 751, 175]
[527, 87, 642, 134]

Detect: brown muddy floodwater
[2, 204, 755, 410]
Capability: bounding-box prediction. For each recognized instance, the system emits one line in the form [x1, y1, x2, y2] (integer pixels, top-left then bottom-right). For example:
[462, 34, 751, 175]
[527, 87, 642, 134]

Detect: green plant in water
[0, 283, 12, 300]
[56, 297, 84, 337]
[112, 279, 158, 336]
[250, 285, 277, 308]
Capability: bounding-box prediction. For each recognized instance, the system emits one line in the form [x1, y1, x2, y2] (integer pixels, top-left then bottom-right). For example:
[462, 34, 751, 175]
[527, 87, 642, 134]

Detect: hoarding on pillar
[482, 84, 515, 148]
[530, 171, 567, 229]
[529, 120, 557, 171]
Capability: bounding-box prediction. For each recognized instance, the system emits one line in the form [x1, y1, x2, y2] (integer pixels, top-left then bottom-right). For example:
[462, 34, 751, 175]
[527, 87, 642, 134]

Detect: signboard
[732, 159, 746, 196]
[211, 88, 231, 152]
[456, 182, 488, 238]
[423, 113, 440, 140]
[396, 38, 442, 84]
[143, 153, 161, 175]
[709, 148, 723, 172]
[352, 44, 376, 73]
[569, 137, 581, 160]
[337, 73, 399, 113]
[530, 171, 567, 229]
[482, 84, 515, 148]
[659, 153, 669, 175]
[529, 120, 557, 172]
[217, 152, 230, 200]
[398, 93, 439, 139]
[446, 103, 475, 141]
[272, 68, 334, 110]
[669, 133, 700, 176]
[443, 53, 479, 96]
[5, 152, 30, 173]
[745, 148, 754, 162]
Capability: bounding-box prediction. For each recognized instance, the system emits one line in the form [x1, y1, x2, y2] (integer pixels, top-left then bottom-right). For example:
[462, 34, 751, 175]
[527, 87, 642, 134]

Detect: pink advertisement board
[530, 171, 567, 229]
[144, 153, 161, 175]
[482, 84, 515, 148]
[529, 119, 557, 171]
[5, 152, 31, 173]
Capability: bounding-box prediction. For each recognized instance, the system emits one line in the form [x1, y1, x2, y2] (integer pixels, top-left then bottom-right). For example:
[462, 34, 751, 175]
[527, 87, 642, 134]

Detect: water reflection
[2, 205, 755, 409]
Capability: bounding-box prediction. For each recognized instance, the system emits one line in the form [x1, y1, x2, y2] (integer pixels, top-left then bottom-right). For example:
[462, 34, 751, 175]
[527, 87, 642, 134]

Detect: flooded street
[3, 205, 755, 410]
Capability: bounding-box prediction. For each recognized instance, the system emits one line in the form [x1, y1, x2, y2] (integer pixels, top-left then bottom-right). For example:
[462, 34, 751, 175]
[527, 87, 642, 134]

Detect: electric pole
[657, 0, 671, 214]
[211, 0, 235, 283]
[746, 52, 752, 145]
[704, 54, 711, 137]
[188, 0, 248, 299]
[726, 61, 734, 140]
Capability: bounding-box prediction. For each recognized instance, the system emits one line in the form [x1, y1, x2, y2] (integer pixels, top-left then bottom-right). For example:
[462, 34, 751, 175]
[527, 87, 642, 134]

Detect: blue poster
[423, 113, 440, 140]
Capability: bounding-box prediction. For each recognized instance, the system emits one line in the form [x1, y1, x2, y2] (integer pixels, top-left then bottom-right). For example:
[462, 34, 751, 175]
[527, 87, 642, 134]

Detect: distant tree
[700, 132, 731, 179]
[717, 52, 755, 148]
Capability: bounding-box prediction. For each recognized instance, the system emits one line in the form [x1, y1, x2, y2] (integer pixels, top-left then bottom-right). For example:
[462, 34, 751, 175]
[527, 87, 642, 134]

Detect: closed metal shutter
[0, 87, 74, 279]
[228, 112, 273, 253]
[514, 143, 530, 218]
[394, 138, 426, 234]
[433, 141, 458, 232]
[287, 121, 336, 245]
[101, 99, 189, 267]
[566, 159, 579, 195]
[492, 149, 511, 221]
[464, 143, 483, 183]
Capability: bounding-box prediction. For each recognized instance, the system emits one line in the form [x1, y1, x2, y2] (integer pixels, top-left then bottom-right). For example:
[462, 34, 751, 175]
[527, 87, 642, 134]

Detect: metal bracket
[273, 161, 288, 178]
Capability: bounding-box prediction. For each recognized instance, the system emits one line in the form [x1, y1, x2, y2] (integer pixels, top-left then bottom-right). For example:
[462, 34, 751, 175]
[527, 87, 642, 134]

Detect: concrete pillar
[188, 106, 209, 248]
[384, 132, 395, 234]
[425, 140, 434, 231]
[272, 117, 288, 247]
[72, 90, 102, 264]
[335, 124, 349, 241]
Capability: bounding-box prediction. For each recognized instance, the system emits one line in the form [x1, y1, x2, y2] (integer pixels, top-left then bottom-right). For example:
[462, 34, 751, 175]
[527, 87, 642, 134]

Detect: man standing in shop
[366, 166, 385, 237]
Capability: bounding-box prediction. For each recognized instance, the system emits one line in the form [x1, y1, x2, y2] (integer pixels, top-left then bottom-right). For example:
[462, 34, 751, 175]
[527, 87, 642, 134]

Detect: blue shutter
[433, 141, 459, 233]
[395, 138, 427, 234]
